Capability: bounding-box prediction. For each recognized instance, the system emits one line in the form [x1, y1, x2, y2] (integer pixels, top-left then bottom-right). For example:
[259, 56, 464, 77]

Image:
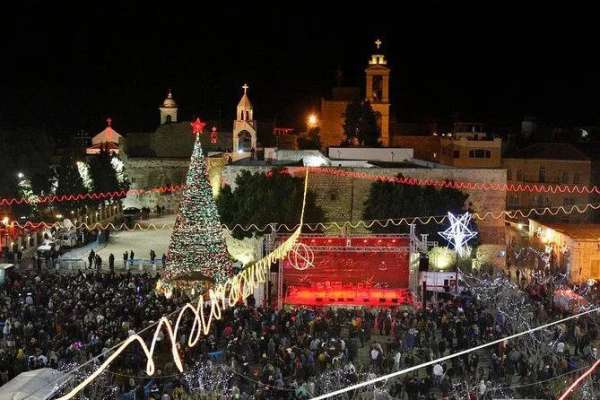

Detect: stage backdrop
[281, 235, 411, 306]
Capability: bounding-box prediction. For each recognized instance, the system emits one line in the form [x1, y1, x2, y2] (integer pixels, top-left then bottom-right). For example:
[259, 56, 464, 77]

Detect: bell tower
[159, 89, 178, 125]
[233, 84, 257, 153]
[365, 39, 391, 146]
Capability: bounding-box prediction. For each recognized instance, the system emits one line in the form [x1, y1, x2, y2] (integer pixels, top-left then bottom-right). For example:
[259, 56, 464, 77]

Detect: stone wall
[320, 99, 348, 148]
[124, 158, 189, 211]
[222, 166, 507, 245]
[504, 158, 593, 222]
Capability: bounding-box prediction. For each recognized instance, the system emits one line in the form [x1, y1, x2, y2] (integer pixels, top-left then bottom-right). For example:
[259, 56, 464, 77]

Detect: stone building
[320, 39, 391, 148]
[529, 219, 600, 283]
[438, 123, 502, 168]
[503, 143, 592, 222]
[86, 117, 122, 155]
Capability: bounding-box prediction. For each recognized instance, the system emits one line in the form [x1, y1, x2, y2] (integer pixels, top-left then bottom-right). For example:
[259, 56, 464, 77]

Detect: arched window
[165, 115, 172, 124]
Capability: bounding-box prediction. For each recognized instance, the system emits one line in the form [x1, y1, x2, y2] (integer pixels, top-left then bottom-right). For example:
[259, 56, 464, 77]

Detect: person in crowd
[108, 253, 115, 275]
[88, 249, 95, 269]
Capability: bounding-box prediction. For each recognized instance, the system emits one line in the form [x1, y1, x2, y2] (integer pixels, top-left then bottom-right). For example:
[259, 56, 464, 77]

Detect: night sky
[2, 2, 598, 139]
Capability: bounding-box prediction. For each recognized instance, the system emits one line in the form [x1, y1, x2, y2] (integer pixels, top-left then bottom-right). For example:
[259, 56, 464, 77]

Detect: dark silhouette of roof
[505, 142, 589, 161]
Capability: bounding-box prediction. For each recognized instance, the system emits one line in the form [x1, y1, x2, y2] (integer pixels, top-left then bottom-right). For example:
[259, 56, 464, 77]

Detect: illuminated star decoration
[438, 212, 477, 257]
[190, 117, 206, 135]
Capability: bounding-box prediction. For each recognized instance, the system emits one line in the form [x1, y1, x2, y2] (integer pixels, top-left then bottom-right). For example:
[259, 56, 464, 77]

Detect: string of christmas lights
[7, 201, 600, 233]
[557, 358, 600, 400]
[2, 165, 600, 207]
[53, 169, 310, 400]
[0, 184, 185, 205]
[299, 166, 600, 194]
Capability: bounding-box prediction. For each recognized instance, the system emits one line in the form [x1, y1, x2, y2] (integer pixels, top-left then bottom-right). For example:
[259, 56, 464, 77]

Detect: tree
[88, 145, 127, 202]
[54, 155, 88, 214]
[217, 169, 325, 239]
[363, 174, 474, 241]
[343, 100, 380, 146]
[297, 127, 322, 150]
[162, 133, 233, 287]
[0, 127, 55, 220]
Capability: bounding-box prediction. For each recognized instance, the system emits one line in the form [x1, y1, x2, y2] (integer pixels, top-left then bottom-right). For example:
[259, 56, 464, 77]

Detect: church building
[122, 86, 260, 210]
[320, 39, 391, 148]
[86, 117, 122, 155]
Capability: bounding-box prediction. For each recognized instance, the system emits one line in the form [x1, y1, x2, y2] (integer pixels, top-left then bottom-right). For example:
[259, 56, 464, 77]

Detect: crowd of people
[0, 261, 599, 399]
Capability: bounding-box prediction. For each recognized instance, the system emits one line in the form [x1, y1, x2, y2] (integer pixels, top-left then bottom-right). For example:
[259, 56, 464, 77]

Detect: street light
[307, 114, 318, 129]
[17, 172, 24, 179]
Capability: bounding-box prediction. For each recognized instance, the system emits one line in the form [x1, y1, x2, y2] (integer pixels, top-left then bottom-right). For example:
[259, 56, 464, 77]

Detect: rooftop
[506, 142, 590, 161]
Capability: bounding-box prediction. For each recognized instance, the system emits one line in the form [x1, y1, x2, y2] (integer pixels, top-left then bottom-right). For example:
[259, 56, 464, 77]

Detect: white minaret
[159, 89, 178, 124]
[233, 83, 257, 153]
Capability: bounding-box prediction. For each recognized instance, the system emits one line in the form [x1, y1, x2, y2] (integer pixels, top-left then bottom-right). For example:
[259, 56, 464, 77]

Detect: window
[453, 150, 460, 158]
[508, 194, 519, 207]
[539, 167, 546, 183]
[562, 172, 569, 183]
[516, 169, 523, 181]
[574, 173, 580, 184]
[563, 198, 574, 207]
[507, 169, 512, 181]
[469, 149, 491, 158]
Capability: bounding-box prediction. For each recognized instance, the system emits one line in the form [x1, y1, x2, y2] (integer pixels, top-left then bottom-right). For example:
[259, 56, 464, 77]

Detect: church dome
[162, 89, 177, 108]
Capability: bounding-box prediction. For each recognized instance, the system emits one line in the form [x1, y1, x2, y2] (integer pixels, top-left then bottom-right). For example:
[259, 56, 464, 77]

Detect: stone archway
[238, 130, 252, 152]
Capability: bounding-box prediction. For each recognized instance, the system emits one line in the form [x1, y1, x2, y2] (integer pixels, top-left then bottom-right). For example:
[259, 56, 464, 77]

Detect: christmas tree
[161, 118, 233, 292]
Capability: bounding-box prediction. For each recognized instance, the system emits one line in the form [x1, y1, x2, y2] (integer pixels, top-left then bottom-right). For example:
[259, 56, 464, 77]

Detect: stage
[279, 234, 413, 307]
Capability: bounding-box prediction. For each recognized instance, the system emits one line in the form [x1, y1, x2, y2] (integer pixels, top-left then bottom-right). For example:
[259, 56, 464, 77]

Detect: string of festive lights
[53, 169, 309, 400]
[486, 364, 596, 394]
[299, 166, 600, 194]
[7, 201, 600, 233]
[0, 184, 185, 205]
[2, 165, 600, 207]
[557, 358, 600, 400]
[309, 306, 600, 400]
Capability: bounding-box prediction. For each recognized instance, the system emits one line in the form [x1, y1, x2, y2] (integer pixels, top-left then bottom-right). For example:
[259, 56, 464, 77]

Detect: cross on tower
[242, 83, 249, 94]
[375, 39, 382, 50]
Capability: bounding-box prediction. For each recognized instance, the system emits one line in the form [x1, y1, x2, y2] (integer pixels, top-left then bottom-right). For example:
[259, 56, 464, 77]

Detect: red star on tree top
[190, 118, 206, 135]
